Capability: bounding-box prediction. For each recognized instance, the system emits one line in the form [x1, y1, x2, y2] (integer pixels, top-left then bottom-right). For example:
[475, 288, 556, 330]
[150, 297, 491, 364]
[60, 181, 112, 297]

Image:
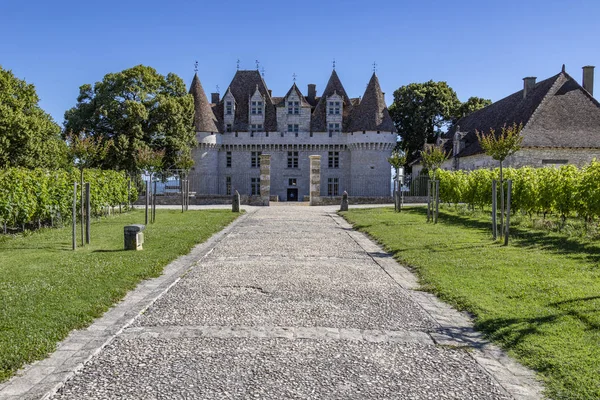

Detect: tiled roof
[443, 68, 600, 158]
[310, 70, 354, 132]
[224, 70, 277, 132]
[189, 73, 218, 132]
[349, 73, 396, 132]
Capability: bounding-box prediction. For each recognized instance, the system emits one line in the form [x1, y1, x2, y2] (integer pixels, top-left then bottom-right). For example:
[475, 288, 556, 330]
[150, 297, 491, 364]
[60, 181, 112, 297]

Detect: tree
[454, 96, 492, 121]
[476, 122, 523, 244]
[0, 66, 67, 169]
[388, 81, 460, 165]
[387, 150, 406, 180]
[420, 144, 449, 181]
[63, 65, 195, 175]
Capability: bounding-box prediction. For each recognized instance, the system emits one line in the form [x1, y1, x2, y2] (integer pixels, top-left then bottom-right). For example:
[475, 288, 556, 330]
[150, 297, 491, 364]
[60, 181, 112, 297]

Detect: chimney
[211, 93, 220, 104]
[307, 84, 316, 103]
[523, 77, 536, 98]
[583, 66, 595, 96]
[268, 89, 272, 97]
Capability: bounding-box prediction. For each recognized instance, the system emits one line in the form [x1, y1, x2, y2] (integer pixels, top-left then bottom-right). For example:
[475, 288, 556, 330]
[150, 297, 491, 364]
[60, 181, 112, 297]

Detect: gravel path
[1, 205, 542, 399]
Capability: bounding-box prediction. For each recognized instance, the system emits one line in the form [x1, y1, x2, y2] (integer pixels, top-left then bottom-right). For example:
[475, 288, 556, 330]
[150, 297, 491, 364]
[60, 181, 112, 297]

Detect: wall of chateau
[191, 129, 397, 200]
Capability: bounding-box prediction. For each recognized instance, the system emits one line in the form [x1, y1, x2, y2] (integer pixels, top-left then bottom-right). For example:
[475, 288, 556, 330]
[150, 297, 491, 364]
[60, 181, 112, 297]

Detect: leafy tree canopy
[64, 65, 195, 174]
[388, 81, 460, 165]
[454, 96, 492, 122]
[0, 66, 67, 169]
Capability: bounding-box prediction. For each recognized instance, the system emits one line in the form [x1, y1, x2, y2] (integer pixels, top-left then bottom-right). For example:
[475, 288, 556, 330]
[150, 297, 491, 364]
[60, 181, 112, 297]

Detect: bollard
[232, 190, 240, 213]
[124, 224, 145, 250]
[340, 191, 349, 211]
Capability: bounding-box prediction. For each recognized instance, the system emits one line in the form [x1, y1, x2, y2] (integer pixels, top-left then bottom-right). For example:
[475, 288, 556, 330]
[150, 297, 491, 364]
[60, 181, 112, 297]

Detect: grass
[341, 206, 600, 400]
[0, 209, 239, 382]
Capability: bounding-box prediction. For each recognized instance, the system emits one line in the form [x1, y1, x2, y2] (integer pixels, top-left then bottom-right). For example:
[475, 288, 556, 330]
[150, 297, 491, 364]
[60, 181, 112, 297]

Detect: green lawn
[0, 209, 238, 382]
[342, 207, 600, 400]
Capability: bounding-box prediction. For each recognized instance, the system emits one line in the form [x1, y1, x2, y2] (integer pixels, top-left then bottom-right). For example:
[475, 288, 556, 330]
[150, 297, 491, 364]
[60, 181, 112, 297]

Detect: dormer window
[250, 124, 263, 134]
[328, 101, 341, 115]
[226, 101, 233, 115]
[288, 101, 300, 114]
[251, 101, 263, 115]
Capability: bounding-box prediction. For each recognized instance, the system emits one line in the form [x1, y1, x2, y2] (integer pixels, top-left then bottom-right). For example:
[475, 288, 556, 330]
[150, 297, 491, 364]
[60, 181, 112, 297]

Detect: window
[328, 101, 341, 115]
[251, 177, 260, 195]
[225, 176, 231, 195]
[328, 123, 340, 137]
[288, 178, 297, 186]
[287, 151, 299, 168]
[287, 101, 300, 114]
[288, 124, 299, 133]
[251, 101, 263, 115]
[328, 151, 339, 168]
[226, 101, 233, 115]
[226, 151, 232, 168]
[251, 151, 262, 168]
[250, 124, 263, 136]
[327, 178, 339, 196]
[226, 124, 232, 133]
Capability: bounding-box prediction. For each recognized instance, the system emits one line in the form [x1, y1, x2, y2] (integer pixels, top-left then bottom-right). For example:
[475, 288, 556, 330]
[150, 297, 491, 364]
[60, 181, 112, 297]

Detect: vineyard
[435, 160, 600, 221]
[0, 168, 134, 231]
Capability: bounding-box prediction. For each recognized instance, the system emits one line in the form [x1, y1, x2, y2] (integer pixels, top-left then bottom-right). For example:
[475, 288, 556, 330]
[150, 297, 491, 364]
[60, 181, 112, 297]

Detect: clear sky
[2, 0, 599, 125]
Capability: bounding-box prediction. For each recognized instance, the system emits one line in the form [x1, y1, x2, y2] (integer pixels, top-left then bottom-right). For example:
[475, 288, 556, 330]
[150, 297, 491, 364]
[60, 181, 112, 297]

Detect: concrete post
[260, 154, 271, 206]
[232, 190, 240, 213]
[309, 155, 321, 206]
[340, 191, 349, 211]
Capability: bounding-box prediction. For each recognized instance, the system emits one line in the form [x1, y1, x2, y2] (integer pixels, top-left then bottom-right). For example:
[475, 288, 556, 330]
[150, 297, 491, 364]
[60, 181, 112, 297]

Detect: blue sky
[2, 0, 599, 125]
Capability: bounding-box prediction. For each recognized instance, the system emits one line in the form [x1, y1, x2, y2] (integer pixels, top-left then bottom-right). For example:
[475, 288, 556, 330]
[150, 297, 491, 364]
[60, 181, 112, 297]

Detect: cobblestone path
[1, 206, 542, 399]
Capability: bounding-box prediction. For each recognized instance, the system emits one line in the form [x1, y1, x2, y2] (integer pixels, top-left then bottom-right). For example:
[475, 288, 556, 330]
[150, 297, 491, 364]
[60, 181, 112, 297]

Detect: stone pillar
[340, 191, 348, 211]
[260, 154, 271, 206]
[232, 190, 240, 213]
[309, 155, 321, 206]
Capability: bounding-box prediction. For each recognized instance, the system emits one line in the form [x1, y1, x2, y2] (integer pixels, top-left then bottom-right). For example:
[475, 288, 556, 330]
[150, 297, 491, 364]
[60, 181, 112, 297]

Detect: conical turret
[189, 73, 219, 132]
[349, 73, 395, 132]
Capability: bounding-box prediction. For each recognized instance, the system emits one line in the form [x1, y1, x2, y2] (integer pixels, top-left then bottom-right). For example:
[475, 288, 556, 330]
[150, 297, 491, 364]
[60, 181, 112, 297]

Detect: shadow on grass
[92, 249, 126, 253]
[409, 207, 600, 264]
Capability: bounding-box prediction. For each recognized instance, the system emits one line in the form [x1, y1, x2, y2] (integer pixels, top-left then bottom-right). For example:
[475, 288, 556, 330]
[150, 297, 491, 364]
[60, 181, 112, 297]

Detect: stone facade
[189, 69, 398, 202]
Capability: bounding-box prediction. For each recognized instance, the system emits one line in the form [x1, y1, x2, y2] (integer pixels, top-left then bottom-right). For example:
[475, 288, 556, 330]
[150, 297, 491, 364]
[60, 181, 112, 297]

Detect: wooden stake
[72, 182, 77, 250]
[85, 182, 90, 244]
[504, 180, 512, 246]
[492, 180, 497, 240]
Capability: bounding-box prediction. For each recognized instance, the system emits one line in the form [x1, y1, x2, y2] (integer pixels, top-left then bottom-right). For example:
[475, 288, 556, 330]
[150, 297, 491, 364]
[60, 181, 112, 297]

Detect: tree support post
[72, 182, 77, 250]
[504, 179, 512, 246]
[85, 182, 90, 244]
[492, 180, 497, 240]
[434, 180, 440, 224]
[145, 181, 149, 225]
[152, 180, 157, 223]
[426, 180, 431, 222]
[80, 171, 84, 246]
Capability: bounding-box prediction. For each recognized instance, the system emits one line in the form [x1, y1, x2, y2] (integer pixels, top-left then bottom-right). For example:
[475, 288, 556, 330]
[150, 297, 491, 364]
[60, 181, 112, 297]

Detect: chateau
[188, 69, 397, 202]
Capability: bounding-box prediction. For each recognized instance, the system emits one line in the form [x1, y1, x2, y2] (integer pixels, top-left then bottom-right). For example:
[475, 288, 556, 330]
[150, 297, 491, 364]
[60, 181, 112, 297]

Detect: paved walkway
[0, 206, 542, 399]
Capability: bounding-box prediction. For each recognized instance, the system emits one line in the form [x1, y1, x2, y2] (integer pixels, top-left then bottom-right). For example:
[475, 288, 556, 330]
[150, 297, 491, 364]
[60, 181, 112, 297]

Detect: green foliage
[387, 150, 406, 179]
[421, 145, 449, 179]
[0, 168, 134, 229]
[476, 123, 524, 163]
[63, 65, 195, 174]
[0, 66, 68, 169]
[454, 96, 492, 121]
[388, 81, 460, 165]
[436, 161, 600, 222]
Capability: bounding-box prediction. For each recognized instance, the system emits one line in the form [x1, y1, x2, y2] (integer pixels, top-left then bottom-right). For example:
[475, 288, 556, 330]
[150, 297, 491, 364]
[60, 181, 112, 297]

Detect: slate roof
[278, 83, 311, 107]
[444, 68, 600, 158]
[189, 73, 218, 132]
[349, 73, 396, 132]
[310, 70, 354, 132]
